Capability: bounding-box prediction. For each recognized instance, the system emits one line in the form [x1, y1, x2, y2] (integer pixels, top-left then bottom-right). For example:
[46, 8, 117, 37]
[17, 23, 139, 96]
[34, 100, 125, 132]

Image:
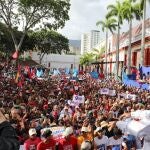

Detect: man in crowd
[24, 128, 41, 150]
[37, 129, 58, 150]
[0, 110, 19, 150]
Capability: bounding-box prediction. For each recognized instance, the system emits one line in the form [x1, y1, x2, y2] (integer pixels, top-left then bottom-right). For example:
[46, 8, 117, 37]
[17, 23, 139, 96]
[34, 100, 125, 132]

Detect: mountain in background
[69, 40, 81, 48]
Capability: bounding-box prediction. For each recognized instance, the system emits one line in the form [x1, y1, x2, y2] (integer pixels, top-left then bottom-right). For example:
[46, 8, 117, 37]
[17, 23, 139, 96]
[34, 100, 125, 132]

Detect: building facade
[31, 52, 81, 70]
[95, 19, 150, 76]
[81, 30, 100, 54]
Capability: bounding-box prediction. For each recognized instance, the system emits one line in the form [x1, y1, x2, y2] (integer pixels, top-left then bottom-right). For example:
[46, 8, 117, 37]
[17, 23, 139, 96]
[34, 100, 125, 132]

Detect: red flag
[12, 50, 19, 59]
[15, 65, 21, 83]
[30, 68, 36, 79]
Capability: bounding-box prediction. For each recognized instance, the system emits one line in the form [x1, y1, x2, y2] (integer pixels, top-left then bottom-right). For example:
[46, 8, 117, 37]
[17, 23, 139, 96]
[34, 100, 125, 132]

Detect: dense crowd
[0, 61, 150, 150]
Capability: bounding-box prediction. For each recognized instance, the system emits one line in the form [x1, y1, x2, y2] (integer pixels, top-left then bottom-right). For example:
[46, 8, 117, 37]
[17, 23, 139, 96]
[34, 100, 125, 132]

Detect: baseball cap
[29, 128, 37, 136]
[95, 127, 103, 133]
[81, 141, 92, 150]
[63, 127, 73, 137]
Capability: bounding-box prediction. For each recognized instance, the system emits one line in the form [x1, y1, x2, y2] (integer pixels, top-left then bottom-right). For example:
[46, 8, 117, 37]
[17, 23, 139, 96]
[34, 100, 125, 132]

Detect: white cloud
[58, 0, 150, 40]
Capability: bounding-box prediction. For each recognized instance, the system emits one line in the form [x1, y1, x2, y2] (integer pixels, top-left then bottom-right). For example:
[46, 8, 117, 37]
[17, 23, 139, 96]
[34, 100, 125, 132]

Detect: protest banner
[118, 93, 136, 100]
[72, 95, 85, 106]
[100, 88, 109, 95]
[41, 126, 65, 140]
[126, 94, 136, 100]
[109, 89, 116, 96]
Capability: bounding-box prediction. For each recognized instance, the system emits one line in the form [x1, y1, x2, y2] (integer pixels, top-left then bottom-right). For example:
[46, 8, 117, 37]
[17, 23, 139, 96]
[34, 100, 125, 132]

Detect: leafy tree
[29, 29, 69, 64]
[80, 52, 94, 66]
[96, 17, 117, 76]
[107, 0, 124, 77]
[0, 22, 34, 57]
[0, 0, 70, 52]
[92, 47, 105, 60]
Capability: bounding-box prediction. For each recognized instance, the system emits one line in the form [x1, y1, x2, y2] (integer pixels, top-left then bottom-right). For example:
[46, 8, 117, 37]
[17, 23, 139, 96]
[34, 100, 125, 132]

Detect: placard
[72, 95, 85, 105]
[100, 88, 109, 95]
[41, 126, 65, 140]
[109, 90, 116, 96]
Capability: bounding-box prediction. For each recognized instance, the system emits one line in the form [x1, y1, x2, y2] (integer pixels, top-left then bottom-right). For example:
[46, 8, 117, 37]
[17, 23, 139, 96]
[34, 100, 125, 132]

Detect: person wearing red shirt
[24, 128, 41, 150]
[58, 127, 78, 150]
[37, 129, 58, 150]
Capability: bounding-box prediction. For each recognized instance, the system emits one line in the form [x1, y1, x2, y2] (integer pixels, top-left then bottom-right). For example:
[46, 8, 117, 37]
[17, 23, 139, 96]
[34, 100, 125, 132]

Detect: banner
[109, 90, 116, 96]
[126, 94, 136, 100]
[118, 93, 136, 100]
[41, 127, 65, 140]
[100, 88, 109, 95]
[72, 95, 85, 106]
[142, 66, 150, 75]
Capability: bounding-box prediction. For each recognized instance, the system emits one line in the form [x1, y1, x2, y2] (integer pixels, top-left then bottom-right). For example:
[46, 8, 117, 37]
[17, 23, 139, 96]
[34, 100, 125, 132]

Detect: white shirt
[108, 136, 123, 150]
[94, 135, 108, 150]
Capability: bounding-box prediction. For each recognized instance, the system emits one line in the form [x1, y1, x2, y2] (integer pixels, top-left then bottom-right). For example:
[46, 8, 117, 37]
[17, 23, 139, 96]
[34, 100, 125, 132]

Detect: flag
[65, 68, 70, 75]
[30, 68, 36, 79]
[15, 65, 21, 83]
[73, 68, 78, 77]
[90, 71, 98, 79]
[12, 50, 19, 59]
[36, 69, 43, 77]
[15, 71, 20, 83]
[122, 70, 128, 81]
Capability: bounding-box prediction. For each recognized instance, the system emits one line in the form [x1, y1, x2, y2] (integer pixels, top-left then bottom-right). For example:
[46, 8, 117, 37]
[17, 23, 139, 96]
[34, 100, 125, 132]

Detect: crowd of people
[0, 61, 150, 150]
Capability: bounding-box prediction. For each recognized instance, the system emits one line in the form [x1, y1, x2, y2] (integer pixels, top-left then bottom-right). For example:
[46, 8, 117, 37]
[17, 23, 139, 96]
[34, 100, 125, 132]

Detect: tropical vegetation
[96, 17, 117, 75]
[0, 0, 70, 52]
[85, 0, 149, 77]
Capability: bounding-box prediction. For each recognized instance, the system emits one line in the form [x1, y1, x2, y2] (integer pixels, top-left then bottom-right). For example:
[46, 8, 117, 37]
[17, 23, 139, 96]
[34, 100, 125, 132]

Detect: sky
[58, 0, 150, 40]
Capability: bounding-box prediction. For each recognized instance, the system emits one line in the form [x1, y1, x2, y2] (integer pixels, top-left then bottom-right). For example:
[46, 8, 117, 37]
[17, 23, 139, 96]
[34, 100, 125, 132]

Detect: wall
[31, 52, 81, 69]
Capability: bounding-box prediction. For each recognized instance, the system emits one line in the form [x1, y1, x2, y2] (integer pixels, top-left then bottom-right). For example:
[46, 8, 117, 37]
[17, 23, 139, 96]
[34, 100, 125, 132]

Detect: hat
[100, 121, 108, 128]
[29, 128, 37, 136]
[63, 127, 73, 137]
[81, 141, 92, 150]
[81, 127, 89, 132]
[95, 127, 102, 133]
[85, 100, 89, 104]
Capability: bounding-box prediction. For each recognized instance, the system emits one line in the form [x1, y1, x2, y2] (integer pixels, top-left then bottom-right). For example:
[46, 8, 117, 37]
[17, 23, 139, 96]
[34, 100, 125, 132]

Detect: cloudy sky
[58, 0, 150, 40]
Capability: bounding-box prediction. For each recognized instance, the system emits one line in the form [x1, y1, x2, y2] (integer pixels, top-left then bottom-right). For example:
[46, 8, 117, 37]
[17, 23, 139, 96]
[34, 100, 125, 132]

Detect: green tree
[139, 0, 150, 65]
[80, 52, 94, 66]
[30, 29, 69, 64]
[0, 22, 32, 56]
[107, 0, 124, 77]
[92, 47, 105, 61]
[122, 0, 142, 74]
[0, 0, 70, 52]
[96, 17, 117, 76]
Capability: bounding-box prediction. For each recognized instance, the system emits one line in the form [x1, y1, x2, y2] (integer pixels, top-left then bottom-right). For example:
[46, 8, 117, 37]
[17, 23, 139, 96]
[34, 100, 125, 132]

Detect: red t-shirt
[58, 136, 77, 150]
[37, 138, 57, 150]
[24, 137, 41, 150]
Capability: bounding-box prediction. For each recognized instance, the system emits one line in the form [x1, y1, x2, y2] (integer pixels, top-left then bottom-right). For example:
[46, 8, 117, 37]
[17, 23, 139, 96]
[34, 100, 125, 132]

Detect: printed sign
[126, 94, 136, 100]
[41, 127, 65, 140]
[72, 95, 85, 105]
[109, 90, 116, 96]
[100, 88, 109, 95]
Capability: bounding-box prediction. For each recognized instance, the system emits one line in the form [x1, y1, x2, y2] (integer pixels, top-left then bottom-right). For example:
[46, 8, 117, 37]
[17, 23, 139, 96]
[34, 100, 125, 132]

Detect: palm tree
[107, 0, 124, 77]
[122, 0, 142, 74]
[140, 0, 150, 65]
[96, 17, 117, 76]
[92, 47, 105, 61]
[80, 52, 94, 67]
